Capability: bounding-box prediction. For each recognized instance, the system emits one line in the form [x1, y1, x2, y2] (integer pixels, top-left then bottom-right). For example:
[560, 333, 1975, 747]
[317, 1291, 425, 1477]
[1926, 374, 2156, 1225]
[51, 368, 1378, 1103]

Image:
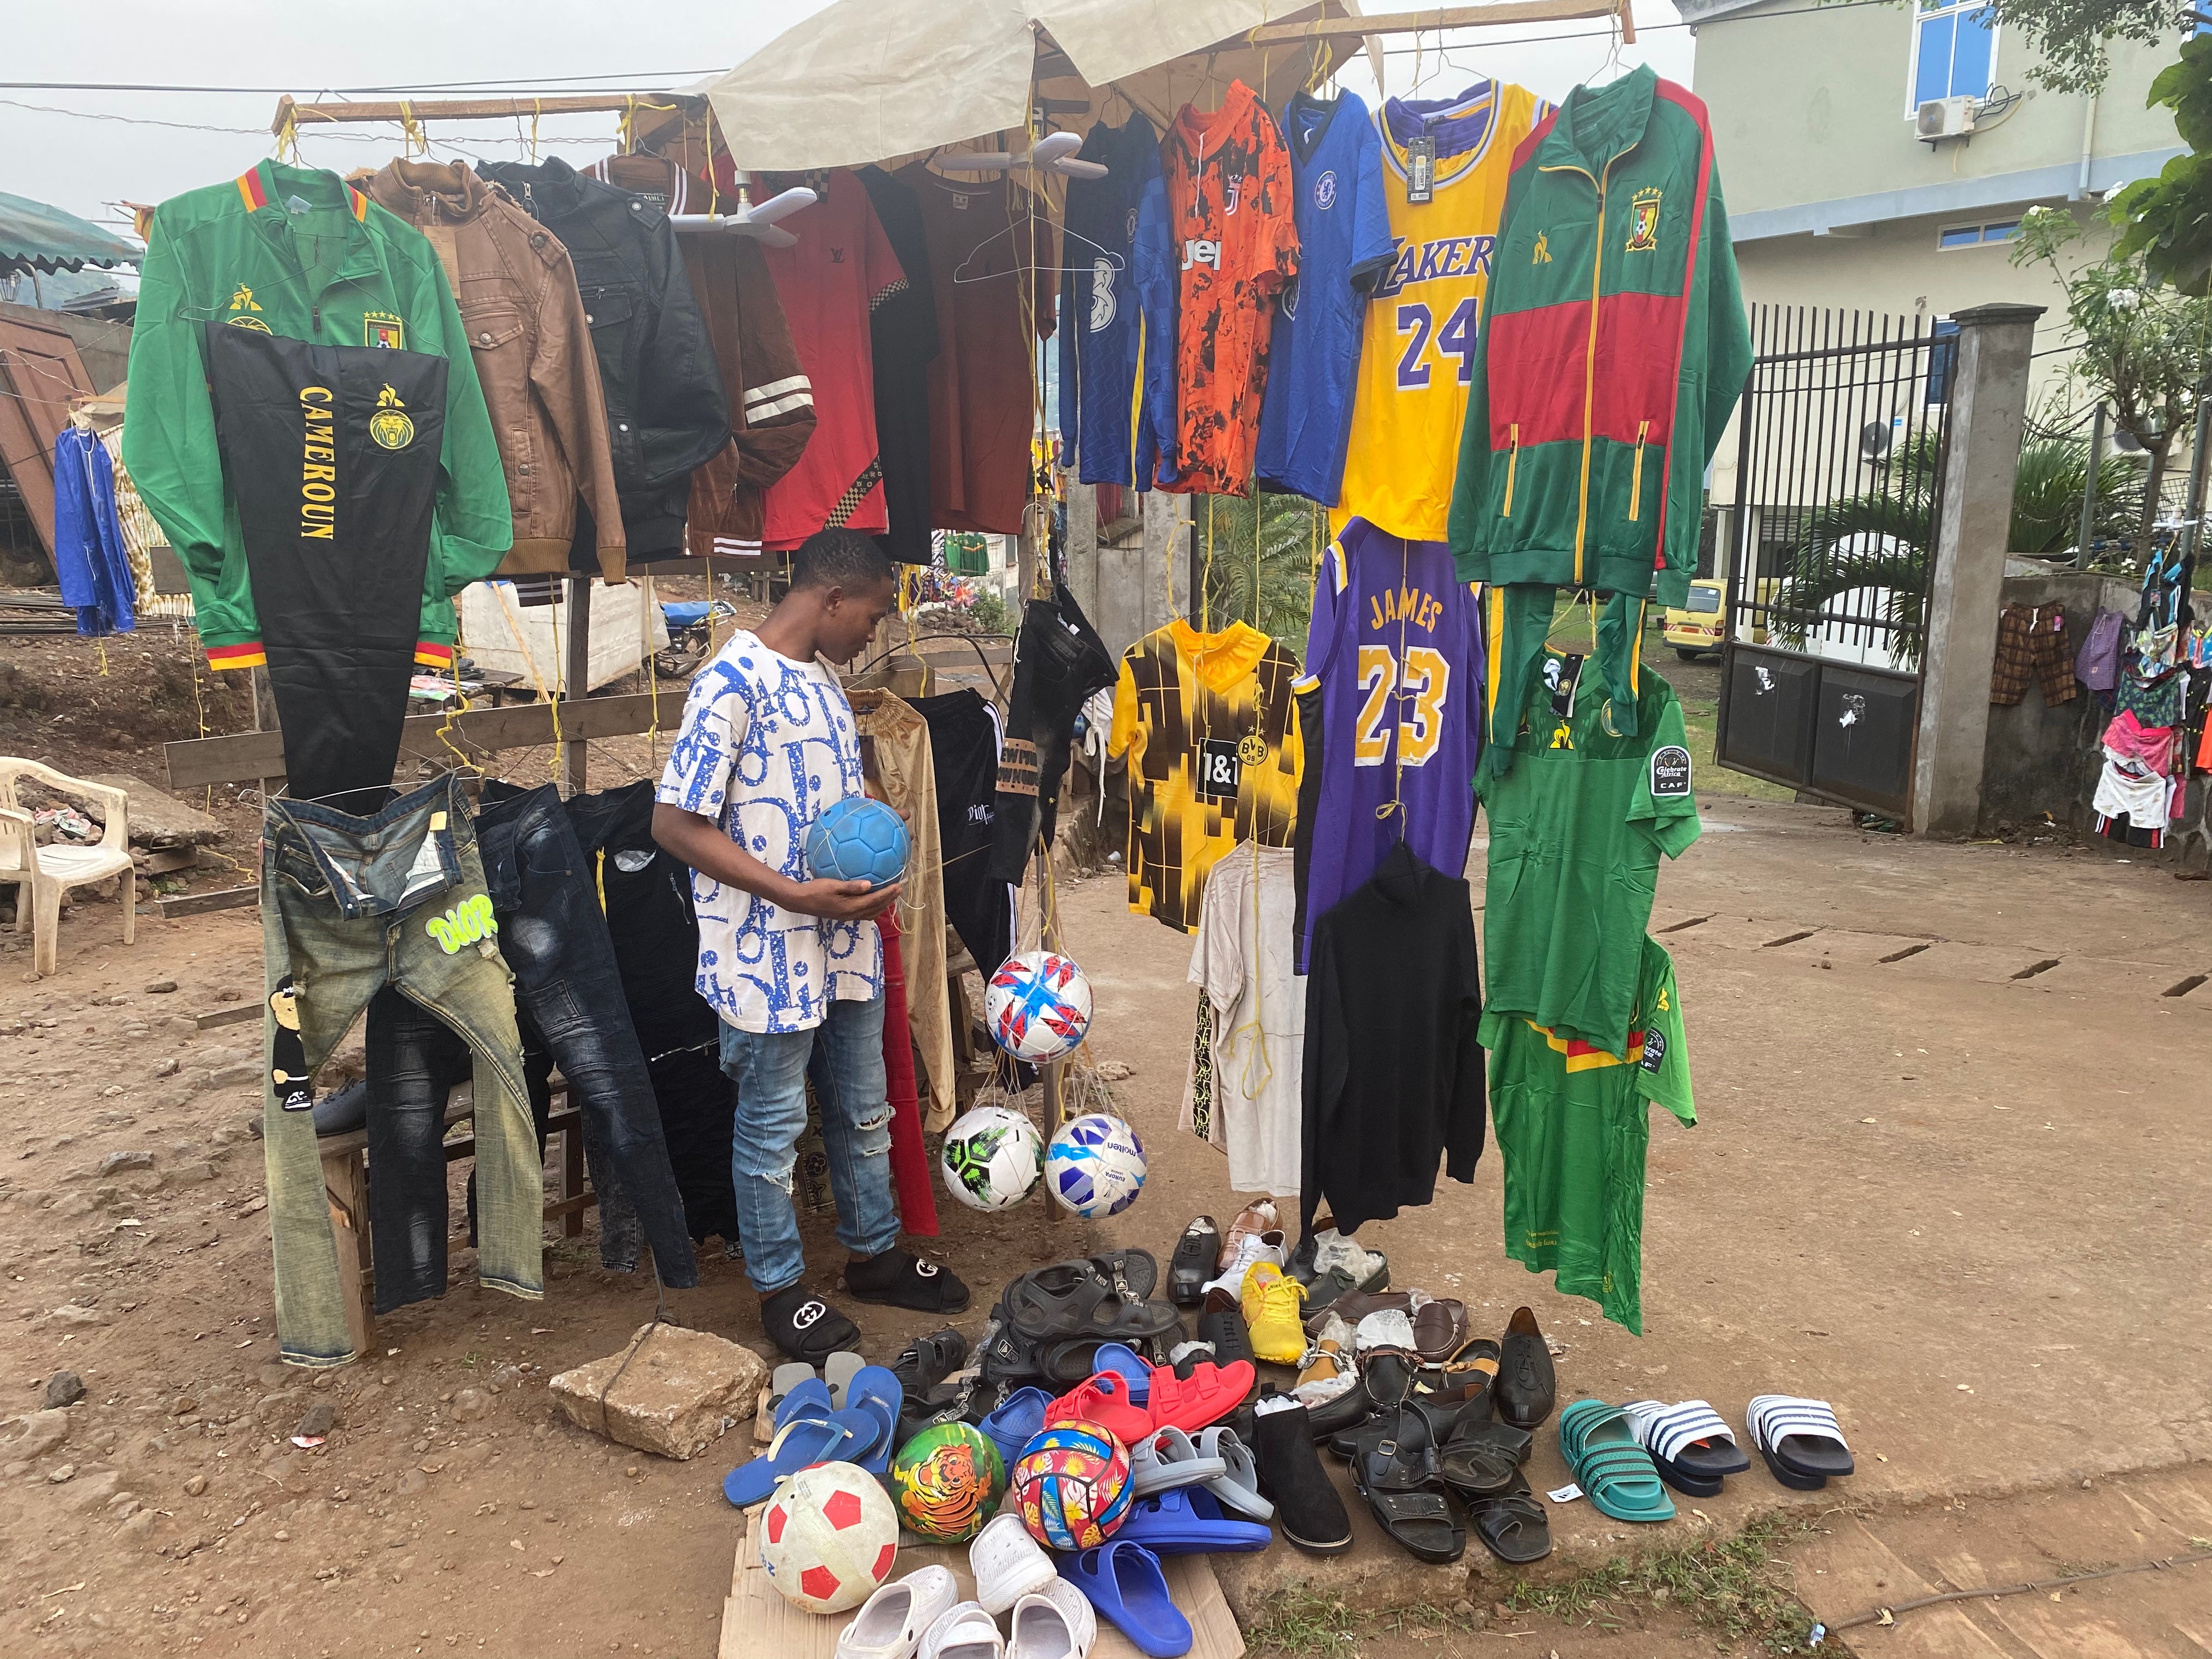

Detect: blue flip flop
[774, 1378, 836, 1431]
[721, 1412, 869, 1508]
[1059, 1540, 1193, 1658]
[981, 1386, 1053, 1469]
[1094, 1343, 1152, 1401]
[1113, 1484, 1272, 1557]
[843, 1365, 905, 1476]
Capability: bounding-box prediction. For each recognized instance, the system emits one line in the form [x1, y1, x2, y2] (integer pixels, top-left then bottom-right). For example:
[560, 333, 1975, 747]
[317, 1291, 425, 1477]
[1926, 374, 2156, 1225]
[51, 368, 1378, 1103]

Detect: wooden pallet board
[719, 1519, 1244, 1659]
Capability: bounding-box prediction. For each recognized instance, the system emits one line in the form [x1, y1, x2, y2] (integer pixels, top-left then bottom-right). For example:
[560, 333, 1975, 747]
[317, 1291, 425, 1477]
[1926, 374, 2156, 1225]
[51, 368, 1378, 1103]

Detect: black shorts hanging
[205, 325, 447, 811]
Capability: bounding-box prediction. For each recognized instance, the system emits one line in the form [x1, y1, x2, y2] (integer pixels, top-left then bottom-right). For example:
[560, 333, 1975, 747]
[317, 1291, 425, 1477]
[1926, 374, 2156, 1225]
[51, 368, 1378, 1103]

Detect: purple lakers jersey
[1293, 516, 1483, 970]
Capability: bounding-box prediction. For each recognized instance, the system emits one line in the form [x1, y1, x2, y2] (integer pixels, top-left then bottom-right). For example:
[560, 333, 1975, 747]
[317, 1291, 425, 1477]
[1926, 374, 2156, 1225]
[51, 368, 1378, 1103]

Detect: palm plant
[1195, 490, 1326, 655]
[1769, 428, 2142, 666]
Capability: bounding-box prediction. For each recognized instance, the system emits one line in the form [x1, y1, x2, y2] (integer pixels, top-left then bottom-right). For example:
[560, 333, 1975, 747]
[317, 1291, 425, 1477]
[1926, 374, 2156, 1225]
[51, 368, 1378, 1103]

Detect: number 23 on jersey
[1354, 643, 1451, 766]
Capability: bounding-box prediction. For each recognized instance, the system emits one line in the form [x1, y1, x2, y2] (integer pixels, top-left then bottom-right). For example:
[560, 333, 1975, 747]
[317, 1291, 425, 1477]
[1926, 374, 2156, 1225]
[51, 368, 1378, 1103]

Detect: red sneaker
[1044, 1371, 1153, 1445]
[1146, 1359, 1255, 1434]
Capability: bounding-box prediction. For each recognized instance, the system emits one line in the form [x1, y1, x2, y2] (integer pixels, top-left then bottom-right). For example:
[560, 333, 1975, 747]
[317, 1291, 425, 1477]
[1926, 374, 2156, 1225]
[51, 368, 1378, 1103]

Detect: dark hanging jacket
[1300, 840, 1486, 1236]
[856, 165, 940, 563]
[477, 157, 730, 562]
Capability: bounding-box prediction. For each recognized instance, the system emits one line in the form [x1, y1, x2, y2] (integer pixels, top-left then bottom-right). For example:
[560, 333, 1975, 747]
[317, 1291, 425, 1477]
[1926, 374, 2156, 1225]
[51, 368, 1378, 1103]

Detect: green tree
[1194, 491, 1325, 657]
[1966, 0, 2205, 94]
[2011, 204, 2212, 528]
[2108, 35, 2212, 293]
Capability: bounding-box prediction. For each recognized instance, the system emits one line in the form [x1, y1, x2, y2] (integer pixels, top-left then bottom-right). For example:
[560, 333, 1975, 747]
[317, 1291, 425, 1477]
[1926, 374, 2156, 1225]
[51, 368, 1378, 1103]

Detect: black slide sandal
[1469, 1481, 1551, 1563]
[1353, 1426, 1464, 1565]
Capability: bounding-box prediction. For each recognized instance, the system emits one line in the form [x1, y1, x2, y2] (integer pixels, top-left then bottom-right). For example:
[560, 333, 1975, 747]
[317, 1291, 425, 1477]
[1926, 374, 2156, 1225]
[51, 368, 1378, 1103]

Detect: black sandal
[1006, 1257, 1178, 1343]
[1468, 1479, 1551, 1562]
[1436, 1409, 1525, 1499]
[889, 1329, 970, 1397]
[845, 1249, 972, 1313]
[1352, 1418, 1465, 1565]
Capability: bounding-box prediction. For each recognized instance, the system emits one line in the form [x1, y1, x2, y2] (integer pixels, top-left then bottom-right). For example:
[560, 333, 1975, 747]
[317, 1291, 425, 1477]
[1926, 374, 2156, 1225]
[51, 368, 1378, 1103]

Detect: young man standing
[654, 529, 970, 1361]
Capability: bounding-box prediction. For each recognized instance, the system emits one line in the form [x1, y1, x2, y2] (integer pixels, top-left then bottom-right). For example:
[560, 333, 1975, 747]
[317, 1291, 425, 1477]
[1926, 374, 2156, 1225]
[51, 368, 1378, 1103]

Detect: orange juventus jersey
[1108, 619, 1303, 932]
[1154, 79, 1299, 498]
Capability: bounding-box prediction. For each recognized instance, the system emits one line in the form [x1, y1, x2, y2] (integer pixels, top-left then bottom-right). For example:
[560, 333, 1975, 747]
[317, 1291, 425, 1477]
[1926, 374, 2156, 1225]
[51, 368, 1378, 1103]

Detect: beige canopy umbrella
[692, 0, 1367, 172]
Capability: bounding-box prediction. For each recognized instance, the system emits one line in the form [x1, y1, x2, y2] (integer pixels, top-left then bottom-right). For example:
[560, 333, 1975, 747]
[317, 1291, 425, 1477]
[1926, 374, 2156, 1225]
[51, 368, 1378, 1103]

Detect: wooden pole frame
[1249, 0, 1636, 45]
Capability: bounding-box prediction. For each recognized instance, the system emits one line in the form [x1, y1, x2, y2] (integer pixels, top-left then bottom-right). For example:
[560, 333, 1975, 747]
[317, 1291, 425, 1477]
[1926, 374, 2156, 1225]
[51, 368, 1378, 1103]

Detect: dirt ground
[3, 625, 2209, 1657]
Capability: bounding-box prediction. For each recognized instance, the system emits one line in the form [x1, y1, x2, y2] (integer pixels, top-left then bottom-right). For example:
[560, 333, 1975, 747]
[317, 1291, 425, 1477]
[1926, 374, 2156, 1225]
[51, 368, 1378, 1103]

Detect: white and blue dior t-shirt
[656, 630, 883, 1034]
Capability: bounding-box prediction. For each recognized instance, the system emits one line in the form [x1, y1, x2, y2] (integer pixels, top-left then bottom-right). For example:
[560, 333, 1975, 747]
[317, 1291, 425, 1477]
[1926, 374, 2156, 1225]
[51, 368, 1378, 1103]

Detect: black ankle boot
[1252, 1393, 1352, 1554]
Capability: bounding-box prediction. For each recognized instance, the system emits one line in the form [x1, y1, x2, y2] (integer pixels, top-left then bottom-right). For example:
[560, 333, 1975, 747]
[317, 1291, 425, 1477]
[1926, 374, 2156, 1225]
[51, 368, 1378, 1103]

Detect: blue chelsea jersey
[1058, 114, 1164, 490]
[1254, 90, 1396, 506]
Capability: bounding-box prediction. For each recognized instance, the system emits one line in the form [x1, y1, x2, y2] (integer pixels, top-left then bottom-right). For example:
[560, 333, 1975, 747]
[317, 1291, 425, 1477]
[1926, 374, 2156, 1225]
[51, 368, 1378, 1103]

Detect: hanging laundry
[1108, 618, 1304, 933]
[1059, 112, 1164, 492]
[1480, 648, 1702, 1057]
[899, 166, 1059, 535]
[1186, 842, 1305, 1200]
[988, 577, 1117, 884]
[1144, 78, 1300, 498]
[584, 153, 817, 562]
[1291, 518, 1483, 970]
[1300, 841, 1484, 1238]
[477, 156, 731, 562]
[911, 688, 1018, 977]
[1334, 78, 1547, 542]
[50, 426, 135, 637]
[855, 165, 940, 561]
[1255, 89, 1394, 507]
[1990, 602, 2075, 706]
[365, 158, 629, 580]
[1483, 933, 1693, 1335]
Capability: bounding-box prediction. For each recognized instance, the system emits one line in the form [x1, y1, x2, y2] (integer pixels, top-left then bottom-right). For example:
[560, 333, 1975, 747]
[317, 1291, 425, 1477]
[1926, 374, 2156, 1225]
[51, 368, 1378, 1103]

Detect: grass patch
[1503, 1514, 1825, 1654]
[1244, 1585, 1358, 1659]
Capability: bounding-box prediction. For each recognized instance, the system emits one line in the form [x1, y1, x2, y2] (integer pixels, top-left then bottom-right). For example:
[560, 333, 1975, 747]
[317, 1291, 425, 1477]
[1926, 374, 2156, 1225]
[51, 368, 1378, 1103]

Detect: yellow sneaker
[1240, 1262, 1307, 1365]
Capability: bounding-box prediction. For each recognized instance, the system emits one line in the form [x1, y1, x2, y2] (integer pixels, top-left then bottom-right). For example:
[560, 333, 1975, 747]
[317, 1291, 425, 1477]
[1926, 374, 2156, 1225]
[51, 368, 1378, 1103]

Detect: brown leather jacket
[360, 159, 628, 580]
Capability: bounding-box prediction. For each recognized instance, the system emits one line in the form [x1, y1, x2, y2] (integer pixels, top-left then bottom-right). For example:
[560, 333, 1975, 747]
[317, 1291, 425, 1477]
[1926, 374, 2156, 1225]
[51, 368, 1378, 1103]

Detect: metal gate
[1715, 306, 1954, 822]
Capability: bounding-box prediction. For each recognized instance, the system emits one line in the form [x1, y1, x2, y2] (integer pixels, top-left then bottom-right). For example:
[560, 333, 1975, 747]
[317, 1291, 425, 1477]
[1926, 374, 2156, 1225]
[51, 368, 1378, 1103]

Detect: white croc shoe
[970, 1510, 1057, 1616]
[921, 1602, 1005, 1659]
[1008, 1577, 1098, 1659]
[839, 1566, 960, 1659]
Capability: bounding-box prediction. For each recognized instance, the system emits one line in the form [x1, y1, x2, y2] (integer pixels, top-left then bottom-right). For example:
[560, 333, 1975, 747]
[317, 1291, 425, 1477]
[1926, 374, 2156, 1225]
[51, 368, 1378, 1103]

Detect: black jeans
[562, 780, 742, 1249]
[205, 325, 447, 811]
[477, 782, 699, 1286]
[986, 578, 1115, 885]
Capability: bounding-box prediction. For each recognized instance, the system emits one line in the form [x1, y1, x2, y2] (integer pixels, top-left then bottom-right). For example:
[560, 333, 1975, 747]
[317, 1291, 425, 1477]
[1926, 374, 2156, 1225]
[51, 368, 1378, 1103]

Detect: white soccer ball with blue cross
[1047, 1113, 1147, 1218]
[984, 950, 1093, 1061]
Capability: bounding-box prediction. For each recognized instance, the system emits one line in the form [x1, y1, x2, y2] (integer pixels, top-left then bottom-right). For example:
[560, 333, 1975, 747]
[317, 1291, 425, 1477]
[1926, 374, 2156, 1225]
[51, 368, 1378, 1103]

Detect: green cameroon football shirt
[1477, 649, 1701, 1055]
[1481, 934, 1694, 1334]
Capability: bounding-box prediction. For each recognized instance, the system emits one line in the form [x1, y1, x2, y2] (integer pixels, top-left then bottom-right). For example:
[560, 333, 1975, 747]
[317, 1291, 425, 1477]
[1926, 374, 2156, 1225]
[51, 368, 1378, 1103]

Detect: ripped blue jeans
[718, 995, 898, 1297]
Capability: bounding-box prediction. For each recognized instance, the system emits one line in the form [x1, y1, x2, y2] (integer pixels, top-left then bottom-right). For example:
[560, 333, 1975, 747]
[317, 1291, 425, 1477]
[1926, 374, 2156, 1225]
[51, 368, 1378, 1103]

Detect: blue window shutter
[1925, 319, 1960, 404]
[1950, 7, 1995, 97]
[1915, 14, 1956, 106]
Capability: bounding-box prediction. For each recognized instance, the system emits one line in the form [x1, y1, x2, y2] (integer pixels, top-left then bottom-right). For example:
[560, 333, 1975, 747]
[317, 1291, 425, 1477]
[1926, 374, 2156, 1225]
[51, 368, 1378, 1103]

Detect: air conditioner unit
[1917, 95, 1977, 142]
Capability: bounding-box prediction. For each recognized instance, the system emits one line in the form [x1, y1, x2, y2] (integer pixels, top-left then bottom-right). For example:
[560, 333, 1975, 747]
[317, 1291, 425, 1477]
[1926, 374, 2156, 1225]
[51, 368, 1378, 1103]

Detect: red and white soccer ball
[985, 950, 1094, 1062]
[758, 1462, 900, 1615]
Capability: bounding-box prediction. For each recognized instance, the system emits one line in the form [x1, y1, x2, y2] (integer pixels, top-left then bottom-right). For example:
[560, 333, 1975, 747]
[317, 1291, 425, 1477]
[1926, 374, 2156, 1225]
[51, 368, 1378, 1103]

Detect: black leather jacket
[477, 157, 729, 561]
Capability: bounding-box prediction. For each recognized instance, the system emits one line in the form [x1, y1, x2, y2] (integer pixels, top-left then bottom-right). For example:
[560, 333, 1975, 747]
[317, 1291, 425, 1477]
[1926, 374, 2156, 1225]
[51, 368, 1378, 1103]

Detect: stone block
[2, 1409, 70, 1462]
[549, 1322, 767, 1461]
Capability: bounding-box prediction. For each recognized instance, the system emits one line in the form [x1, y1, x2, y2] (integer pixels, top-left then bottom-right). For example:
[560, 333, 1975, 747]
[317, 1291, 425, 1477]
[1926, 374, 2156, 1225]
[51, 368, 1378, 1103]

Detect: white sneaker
[921, 1602, 1005, 1659]
[1200, 1228, 1285, 1302]
[840, 1567, 960, 1659]
[1008, 1578, 1097, 1659]
[970, 1511, 1056, 1616]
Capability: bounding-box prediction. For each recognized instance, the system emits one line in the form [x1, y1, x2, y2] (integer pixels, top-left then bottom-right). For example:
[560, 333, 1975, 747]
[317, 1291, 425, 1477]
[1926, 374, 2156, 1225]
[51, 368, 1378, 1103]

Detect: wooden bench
[317, 1077, 592, 1355]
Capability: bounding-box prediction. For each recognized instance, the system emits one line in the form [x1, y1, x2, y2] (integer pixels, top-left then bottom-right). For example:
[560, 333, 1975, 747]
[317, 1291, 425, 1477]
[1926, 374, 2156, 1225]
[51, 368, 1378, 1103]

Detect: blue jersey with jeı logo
[1255, 91, 1395, 506]
[1058, 114, 1163, 489]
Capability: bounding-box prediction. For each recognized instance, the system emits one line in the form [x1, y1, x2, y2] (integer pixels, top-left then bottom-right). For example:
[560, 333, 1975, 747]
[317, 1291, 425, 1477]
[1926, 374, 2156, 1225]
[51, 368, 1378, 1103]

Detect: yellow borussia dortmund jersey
[1335, 80, 1546, 544]
[1108, 619, 1303, 933]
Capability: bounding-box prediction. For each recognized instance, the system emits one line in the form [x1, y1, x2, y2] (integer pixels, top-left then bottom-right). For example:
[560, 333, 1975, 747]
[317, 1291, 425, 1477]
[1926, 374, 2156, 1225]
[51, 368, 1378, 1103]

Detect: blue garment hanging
[50, 426, 136, 637]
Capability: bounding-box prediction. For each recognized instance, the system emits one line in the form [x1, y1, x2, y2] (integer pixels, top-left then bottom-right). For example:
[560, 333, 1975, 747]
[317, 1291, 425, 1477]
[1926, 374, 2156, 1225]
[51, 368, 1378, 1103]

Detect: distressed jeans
[261, 774, 541, 1367]
[718, 995, 899, 1297]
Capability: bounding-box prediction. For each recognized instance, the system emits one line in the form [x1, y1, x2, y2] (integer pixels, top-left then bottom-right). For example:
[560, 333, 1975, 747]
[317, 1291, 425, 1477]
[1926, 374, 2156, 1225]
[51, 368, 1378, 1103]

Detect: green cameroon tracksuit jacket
[1447, 66, 1751, 610]
[125, 160, 511, 670]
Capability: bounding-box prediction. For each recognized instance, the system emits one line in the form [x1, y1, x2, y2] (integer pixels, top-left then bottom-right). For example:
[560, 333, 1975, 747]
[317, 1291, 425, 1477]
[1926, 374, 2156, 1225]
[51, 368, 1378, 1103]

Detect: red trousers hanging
[878, 912, 941, 1237]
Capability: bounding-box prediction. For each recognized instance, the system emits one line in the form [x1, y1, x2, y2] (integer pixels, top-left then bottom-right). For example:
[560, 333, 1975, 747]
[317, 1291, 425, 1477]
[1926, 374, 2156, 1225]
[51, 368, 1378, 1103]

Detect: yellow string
[1202, 497, 1216, 631]
[1378, 536, 1412, 826]
[95, 639, 109, 678]
[595, 848, 608, 913]
[187, 646, 213, 814]
[274, 107, 301, 163]
[430, 602, 475, 772]
[529, 99, 541, 162]
[398, 101, 428, 157]
[643, 573, 661, 766]
[492, 582, 563, 782]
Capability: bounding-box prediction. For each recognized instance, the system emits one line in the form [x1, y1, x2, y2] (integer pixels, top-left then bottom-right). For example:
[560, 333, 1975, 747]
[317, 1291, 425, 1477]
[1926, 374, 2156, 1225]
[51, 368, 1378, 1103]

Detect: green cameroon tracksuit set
[1449, 66, 1746, 1333]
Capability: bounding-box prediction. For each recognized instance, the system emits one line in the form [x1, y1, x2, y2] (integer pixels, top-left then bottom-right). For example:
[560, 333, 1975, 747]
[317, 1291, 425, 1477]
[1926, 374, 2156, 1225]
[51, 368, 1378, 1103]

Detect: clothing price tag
[1407, 136, 1436, 204]
[1547, 1482, 1584, 1503]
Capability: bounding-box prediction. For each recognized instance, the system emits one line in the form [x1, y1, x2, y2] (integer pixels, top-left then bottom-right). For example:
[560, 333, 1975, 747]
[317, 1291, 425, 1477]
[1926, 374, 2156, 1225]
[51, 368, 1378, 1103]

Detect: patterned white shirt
[656, 630, 883, 1034]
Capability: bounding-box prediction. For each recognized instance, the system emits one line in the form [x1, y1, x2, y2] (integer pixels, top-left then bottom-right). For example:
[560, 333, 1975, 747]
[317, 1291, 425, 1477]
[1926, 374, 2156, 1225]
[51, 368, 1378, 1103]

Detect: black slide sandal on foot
[845, 1249, 972, 1313]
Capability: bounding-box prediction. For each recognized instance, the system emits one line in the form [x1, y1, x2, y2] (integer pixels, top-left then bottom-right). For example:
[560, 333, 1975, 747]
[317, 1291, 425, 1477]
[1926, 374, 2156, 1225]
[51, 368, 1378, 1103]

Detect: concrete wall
[1977, 569, 2136, 833]
[1063, 483, 1190, 664]
[1692, 0, 2183, 226]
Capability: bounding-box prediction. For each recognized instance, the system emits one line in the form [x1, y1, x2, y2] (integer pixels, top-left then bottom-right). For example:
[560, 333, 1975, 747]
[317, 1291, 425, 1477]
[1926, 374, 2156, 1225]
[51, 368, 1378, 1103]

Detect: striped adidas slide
[1746, 1395, 1855, 1490]
[1621, 1399, 1753, 1497]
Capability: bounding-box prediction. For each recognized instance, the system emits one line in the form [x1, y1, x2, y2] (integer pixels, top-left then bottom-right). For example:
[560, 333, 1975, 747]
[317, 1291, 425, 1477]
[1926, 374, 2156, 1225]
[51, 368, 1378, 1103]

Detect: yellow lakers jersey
[1335, 80, 1547, 544]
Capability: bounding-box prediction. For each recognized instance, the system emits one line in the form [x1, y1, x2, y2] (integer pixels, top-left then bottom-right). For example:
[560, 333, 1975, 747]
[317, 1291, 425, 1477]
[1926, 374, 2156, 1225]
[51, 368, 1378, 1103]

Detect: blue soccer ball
[804, 797, 910, 889]
[1046, 1112, 1147, 1218]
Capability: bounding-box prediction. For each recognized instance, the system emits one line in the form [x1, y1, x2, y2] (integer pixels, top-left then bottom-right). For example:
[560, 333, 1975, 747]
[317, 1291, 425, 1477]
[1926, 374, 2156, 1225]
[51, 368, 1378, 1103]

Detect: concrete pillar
[1910, 301, 2043, 837]
[1065, 484, 1190, 663]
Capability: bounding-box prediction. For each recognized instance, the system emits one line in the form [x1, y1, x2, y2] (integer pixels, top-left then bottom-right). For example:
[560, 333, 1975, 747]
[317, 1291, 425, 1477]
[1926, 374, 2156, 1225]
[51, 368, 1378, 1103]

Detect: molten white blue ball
[804, 797, 910, 889]
[1046, 1113, 1147, 1218]
[984, 951, 1092, 1061]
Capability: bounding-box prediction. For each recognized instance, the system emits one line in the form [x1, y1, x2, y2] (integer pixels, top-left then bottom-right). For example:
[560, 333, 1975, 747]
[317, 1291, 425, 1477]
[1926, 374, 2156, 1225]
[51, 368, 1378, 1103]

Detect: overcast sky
[4, 0, 1691, 235]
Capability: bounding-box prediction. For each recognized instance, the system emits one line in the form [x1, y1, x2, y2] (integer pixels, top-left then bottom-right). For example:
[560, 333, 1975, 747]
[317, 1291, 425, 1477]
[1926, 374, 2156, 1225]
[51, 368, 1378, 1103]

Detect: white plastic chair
[0, 759, 136, 978]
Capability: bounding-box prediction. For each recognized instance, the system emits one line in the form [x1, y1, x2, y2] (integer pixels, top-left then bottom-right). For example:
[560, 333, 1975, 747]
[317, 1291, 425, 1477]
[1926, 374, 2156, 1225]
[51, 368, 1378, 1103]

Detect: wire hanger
[952, 212, 1124, 283]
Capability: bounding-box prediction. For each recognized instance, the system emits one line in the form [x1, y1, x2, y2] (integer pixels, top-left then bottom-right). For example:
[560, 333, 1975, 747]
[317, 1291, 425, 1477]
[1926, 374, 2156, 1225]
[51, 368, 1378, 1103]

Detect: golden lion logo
[369, 383, 416, 452]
